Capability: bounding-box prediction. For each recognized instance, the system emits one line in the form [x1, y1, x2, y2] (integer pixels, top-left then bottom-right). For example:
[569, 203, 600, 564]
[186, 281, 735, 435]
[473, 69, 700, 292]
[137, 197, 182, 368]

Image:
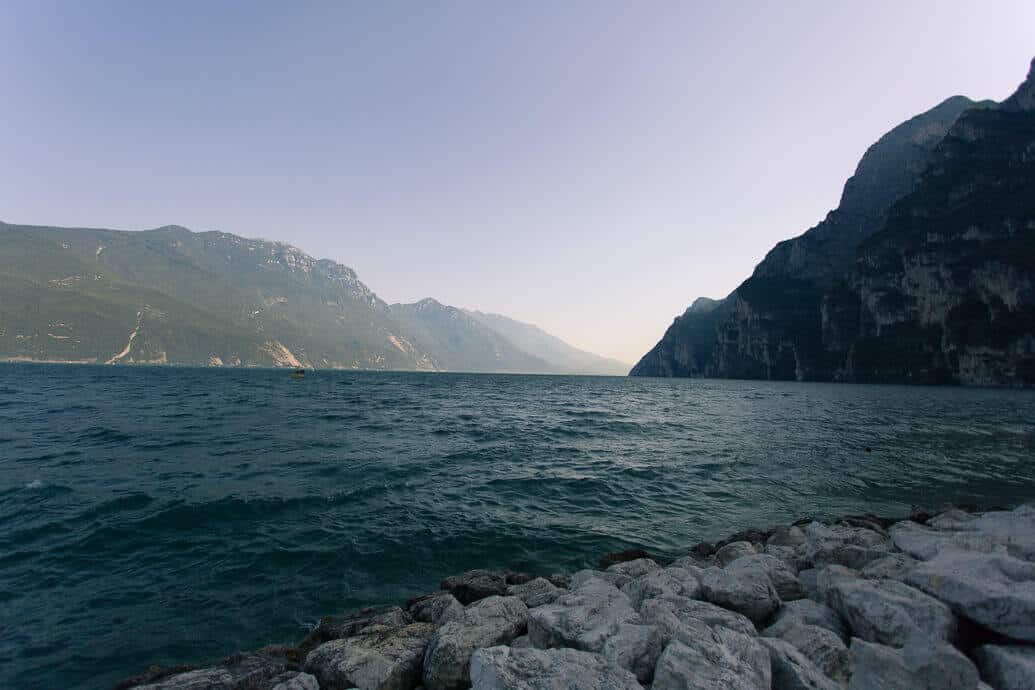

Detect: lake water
[2, 364, 1034, 688]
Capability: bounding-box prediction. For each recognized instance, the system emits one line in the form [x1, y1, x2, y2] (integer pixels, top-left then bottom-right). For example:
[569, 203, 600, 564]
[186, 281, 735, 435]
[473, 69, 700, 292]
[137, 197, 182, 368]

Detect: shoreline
[116, 502, 1035, 689]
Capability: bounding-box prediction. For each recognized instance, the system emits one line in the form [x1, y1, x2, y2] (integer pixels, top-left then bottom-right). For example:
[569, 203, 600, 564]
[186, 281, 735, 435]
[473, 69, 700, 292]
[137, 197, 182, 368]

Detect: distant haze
[2, 1, 1032, 362]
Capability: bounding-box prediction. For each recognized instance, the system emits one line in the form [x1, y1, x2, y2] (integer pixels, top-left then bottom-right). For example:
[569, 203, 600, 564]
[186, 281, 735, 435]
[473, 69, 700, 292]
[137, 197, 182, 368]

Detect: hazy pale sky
[2, 2, 1032, 362]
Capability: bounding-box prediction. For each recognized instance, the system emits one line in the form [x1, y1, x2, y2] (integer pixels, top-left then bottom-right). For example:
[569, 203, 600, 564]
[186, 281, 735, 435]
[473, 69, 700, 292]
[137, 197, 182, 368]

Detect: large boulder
[422, 595, 529, 690]
[847, 636, 980, 690]
[600, 622, 667, 684]
[699, 565, 781, 623]
[270, 673, 319, 690]
[768, 526, 807, 548]
[906, 548, 1035, 642]
[641, 595, 757, 637]
[302, 606, 412, 651]
[469, 645, 641, 690]
[763, 620, 851, 685]
[128, 652, 295, 690]
[804, 522, 891, 570]
[973, 644, 1035, 690]
[405, 593, 464, 626]
[527, 577, 639, 652]
[825, 577, 956, 647]
[760, 637, 842, 690]
[890, 521, 1008, 561]
[606, 557, 661, 579]
[859, 554, 919, 581]
[621, 566, 701, 610]
[507, 577, 564, 608]
[766, 599, 847, 640]
[727, 553, 807, 601]
[304, 622, 437, 690]
[441, 570, 510, 605]
[716, 541, 759, 566]
[570, 568, 633, 590]
[652, 619, 771, 690]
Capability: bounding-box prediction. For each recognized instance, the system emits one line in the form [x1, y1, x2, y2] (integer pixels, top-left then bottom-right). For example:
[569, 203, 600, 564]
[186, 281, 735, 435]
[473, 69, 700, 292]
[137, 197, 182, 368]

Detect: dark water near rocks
[2, 364, 1035, 688]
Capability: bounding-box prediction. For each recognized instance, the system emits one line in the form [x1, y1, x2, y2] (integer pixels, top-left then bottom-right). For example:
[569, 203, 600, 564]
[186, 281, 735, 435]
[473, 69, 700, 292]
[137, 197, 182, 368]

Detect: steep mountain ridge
[632, 57, 1035, 386]
[0, 223, 615, 373]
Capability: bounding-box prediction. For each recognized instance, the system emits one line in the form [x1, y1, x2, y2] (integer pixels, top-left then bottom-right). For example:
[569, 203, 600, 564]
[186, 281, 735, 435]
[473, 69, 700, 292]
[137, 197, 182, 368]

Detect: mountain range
[0, 222, 627, 374]
[632, 56, 1035, 387]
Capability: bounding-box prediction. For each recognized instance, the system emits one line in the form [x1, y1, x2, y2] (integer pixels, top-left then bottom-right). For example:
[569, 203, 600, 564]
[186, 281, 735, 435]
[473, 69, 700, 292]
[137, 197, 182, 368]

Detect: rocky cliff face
[632, 58, 1035, 386]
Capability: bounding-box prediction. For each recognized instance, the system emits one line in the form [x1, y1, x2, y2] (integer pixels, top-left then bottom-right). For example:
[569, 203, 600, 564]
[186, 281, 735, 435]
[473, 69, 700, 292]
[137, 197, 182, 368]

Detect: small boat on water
[291, 368, 306, 379]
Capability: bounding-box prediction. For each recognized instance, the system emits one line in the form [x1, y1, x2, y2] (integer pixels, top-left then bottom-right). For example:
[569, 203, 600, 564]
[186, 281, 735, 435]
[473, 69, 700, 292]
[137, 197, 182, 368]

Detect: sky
[1, 2, 1033, 363]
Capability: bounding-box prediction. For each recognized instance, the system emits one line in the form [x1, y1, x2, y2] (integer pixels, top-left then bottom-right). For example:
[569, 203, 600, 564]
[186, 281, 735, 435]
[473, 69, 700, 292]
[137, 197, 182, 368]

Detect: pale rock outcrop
[699, 565, 782, 623]
[641, 595, 757, 637]
[727, 553, 807, 601]
[973, 644, 1035, 690]
[527, 576, 639, 652]
[825, 577, 956, 647]
[305, 622, 437, 690]
[906, 548, 1035, 642]
[846, 636, 980, 690]
[761, 636, 842, 690]
[422, 596, 529, 690]
[652, 619, 771, 690]
[469, 645, 641, 690]
[716, 541, 759, 566]
[304, 606, 412, 649]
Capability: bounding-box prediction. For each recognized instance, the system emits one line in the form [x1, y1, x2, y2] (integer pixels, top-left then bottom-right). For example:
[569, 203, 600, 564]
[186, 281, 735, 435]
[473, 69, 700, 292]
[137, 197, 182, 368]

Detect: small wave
[25, 479, 46, 489]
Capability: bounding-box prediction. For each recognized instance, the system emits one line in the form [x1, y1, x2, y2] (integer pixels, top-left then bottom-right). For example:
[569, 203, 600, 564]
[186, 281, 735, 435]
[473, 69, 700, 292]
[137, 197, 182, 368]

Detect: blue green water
[2, 364, 1034, 688]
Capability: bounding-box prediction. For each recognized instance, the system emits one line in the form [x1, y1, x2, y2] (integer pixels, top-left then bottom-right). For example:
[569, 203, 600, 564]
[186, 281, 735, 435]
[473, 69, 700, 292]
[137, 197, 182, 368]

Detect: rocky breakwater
[117, 503, 1035, 690]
